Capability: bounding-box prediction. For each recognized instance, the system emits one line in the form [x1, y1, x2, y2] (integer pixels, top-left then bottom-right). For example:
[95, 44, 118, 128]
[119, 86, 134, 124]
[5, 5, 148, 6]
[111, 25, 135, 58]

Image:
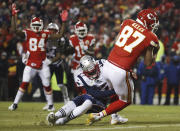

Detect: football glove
[22, 51, 30, 64]
[43, 58, 52, 66]
[60, 10, 68, 22]
[12, 3, 19, 16]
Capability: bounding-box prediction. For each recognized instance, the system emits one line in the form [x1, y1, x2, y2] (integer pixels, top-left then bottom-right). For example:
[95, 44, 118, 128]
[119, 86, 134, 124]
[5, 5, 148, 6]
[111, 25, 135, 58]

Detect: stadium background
[0, 0, 179, 104]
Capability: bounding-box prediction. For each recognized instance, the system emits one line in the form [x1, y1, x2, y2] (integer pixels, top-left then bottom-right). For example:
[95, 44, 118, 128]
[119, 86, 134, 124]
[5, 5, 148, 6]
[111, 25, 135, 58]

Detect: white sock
[45, 93, 53, 105]
[99, 110, 107, 118]
[58, 85, 70, 103]
[111, 113, 117, 119]
[69, 100, 92, 120]
[14, 90, 24, 104]
[55, 101, 76, 118]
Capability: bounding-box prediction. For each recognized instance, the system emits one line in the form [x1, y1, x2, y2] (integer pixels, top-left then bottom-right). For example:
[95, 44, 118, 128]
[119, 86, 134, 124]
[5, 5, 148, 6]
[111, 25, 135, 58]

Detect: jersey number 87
[115, 26, 145, 53]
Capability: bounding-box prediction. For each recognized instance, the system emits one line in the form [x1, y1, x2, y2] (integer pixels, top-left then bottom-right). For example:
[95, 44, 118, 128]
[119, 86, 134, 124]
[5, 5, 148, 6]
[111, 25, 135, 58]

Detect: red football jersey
[69, 34, 95, 69]
[23, 29, 50, 69]
[108, 19, 159, 70]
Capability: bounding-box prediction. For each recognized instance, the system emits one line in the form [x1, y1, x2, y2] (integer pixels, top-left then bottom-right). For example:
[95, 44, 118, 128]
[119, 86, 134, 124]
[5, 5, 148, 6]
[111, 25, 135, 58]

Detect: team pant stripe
[69, 112, 75, 120]
[126, 72, 131, 103]
[59, 109, 66, 117]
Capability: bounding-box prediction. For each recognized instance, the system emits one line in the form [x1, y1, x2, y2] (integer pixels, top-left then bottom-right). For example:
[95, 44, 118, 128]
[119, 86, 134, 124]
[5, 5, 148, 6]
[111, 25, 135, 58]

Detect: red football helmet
[74, 21, 87, 39]
[137, 9, 159, 33]
[30, 17, 43, 32]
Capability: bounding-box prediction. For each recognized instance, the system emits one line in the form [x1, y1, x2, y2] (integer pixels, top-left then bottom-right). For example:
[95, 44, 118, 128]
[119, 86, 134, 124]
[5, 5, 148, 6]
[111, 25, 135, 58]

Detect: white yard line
[56, 124, 180, 131]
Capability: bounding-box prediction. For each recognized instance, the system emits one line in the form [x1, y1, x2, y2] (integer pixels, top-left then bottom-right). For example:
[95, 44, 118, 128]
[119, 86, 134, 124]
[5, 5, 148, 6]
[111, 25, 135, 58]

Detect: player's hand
[22, 51, 30, 64]
[12, 3, 19, 16]
[60, 10, 68, 22]
[130, 69, 138, 80]
[43, 58, 52, 66]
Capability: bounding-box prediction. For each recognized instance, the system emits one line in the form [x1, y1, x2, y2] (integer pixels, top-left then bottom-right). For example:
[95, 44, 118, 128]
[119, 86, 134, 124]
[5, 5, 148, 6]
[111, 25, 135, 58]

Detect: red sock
[43, 86, 52, 93]
[105, 99, 130, 115]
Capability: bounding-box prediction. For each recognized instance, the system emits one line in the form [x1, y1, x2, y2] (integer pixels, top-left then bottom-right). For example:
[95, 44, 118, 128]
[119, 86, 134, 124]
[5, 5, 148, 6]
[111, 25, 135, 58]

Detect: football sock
[69, 100, 92, 120]
[45, 93, 53, 106]
[111, 113, 118, 119]
[14, 90, 24, 104]
[55, 101, 76, 118]
[105, 99, 130, 115]
[59, 85, 70, 103]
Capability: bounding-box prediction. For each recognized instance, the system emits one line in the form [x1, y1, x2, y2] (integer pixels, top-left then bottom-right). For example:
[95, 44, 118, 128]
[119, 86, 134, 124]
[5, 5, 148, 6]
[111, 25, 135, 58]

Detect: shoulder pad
[70, 34, 76, 38]
[87, 34, 95, 37]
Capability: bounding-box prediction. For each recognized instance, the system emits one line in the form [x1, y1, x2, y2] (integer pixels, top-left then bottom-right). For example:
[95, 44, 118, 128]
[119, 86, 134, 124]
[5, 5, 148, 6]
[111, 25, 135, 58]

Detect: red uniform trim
[126, 71, 132, 103]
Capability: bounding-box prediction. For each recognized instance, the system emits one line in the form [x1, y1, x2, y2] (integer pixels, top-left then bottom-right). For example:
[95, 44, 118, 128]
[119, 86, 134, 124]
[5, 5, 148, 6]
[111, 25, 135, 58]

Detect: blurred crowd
[0, 0, 179, 105]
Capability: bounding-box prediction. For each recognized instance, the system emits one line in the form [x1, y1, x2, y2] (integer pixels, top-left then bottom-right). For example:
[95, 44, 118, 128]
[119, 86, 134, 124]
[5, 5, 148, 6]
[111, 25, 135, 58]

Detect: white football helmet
[80, 55, 100, 79]
[47, 23, 59, 32]
[74, 21, 87, 39]
[136, 9, 159, 33]
[30, 17, 43, 32]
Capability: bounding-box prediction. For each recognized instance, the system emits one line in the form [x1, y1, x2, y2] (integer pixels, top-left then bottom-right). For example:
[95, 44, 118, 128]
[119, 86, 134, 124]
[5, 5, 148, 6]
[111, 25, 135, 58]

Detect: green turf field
[0, 102, 180, 131]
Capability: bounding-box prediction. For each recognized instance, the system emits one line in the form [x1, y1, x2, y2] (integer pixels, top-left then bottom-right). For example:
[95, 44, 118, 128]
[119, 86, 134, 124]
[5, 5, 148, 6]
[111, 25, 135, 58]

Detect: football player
[8, 3, 68, 111]
[87, 9, 160, 124]
[46, 55, 128, 126]
[46, 23, 70, 104]
[69, 21, 96, 87]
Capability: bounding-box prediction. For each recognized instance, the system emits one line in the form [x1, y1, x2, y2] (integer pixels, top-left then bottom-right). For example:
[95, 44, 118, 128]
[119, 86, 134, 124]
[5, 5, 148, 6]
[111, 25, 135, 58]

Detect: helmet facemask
[80, 55, 100, 80]
[83, 64, 100, 80]
[75, 21, 88, 39]
[150, 19, 159, 33]
[30, 17, 43, 33]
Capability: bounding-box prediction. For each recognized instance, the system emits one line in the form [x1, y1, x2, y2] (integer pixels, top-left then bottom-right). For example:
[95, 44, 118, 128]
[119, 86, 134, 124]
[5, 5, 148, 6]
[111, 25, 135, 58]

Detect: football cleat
[46, 112, 56, 126]
[55, 117, 69, 125]
[8, 103, 18, 111]
[43, 104, 55, 111]
[110, 114, 128, 125]
[86, 113, 101, 125]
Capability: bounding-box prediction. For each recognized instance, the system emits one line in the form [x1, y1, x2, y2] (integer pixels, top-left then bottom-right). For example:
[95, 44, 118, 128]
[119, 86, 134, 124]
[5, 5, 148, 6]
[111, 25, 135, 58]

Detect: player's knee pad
[19, 82, 29, 92]
[43, 86, 52, 94]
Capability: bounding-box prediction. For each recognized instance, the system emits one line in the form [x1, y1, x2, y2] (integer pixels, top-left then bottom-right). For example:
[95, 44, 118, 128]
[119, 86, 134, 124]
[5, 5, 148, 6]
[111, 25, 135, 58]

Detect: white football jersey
[75, 59, 110, 91]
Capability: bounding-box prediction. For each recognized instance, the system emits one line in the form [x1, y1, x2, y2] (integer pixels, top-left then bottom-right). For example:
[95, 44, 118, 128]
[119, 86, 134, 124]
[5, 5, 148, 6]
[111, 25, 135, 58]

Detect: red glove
[12, 3, 19, 16]
[60, 10, 68, 22]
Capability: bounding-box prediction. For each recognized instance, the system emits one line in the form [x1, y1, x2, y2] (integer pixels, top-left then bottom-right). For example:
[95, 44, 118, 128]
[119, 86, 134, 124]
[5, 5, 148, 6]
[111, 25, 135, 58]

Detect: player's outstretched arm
[11, 3, 25, 37]
[59, 10, 68, 37]
[49, 10, 68, 39]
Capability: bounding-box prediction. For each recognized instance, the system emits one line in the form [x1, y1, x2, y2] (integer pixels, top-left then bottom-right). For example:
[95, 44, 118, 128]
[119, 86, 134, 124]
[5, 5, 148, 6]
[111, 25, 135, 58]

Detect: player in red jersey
[87, 9, 160, 124]
[8, 3, 68, 111]
[69, 21, 96, 91]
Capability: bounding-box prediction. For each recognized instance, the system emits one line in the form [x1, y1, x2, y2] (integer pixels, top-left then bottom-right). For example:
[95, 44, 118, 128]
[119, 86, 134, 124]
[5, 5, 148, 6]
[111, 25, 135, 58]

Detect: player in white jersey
[46, 55, 128, 125]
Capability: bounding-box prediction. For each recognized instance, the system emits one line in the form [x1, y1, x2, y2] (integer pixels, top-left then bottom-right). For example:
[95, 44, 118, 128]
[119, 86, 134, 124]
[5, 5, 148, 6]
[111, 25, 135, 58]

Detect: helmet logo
[147, 13, 156, 21]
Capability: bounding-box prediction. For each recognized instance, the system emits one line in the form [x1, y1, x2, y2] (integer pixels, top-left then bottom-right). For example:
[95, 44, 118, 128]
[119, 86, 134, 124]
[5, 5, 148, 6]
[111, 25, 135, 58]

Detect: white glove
[43, 58, 52, 66]
[22, 51, 30, 64]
